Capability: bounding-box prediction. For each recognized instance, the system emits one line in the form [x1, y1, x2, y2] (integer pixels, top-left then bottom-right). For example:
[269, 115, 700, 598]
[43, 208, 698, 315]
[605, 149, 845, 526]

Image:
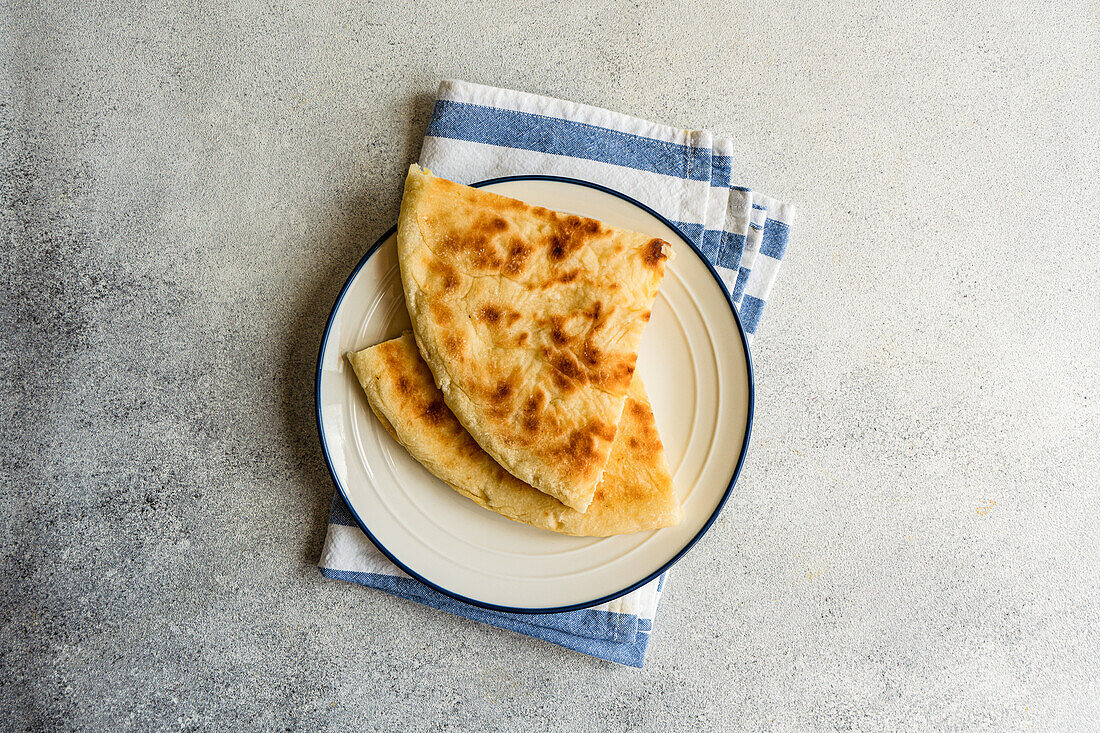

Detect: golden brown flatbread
[347, 334, 681, 537]
[397, 165, 671, 512]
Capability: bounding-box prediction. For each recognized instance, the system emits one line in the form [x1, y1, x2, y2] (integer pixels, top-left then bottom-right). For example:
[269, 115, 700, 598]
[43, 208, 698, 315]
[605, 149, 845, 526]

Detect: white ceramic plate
[316, 176, 753, 613]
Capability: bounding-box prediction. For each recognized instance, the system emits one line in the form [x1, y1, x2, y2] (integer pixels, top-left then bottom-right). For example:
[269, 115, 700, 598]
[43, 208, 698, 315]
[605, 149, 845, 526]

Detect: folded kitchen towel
[318, 80, 795, 667]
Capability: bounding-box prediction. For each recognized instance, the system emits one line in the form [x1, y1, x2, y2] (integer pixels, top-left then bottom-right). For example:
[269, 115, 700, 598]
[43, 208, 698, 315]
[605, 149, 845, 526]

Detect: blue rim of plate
[315, 173, 755, 615]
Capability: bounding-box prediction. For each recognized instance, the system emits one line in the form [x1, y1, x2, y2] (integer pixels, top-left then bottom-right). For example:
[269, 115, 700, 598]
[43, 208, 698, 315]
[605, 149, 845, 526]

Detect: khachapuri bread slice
[347, 334, 681, 536]
[396, 165, 671, 512]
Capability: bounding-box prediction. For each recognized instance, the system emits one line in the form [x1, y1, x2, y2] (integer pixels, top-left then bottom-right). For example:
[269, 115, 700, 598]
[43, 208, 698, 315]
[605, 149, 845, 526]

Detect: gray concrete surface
[2, 0, 1098, 729]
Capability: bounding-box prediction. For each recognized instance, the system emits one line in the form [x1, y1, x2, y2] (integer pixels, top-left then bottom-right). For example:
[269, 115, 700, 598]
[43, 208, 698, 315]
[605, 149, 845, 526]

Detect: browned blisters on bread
[377, 343, 403, 376]
[577, 217, 603, 236]
[548, 234, 570, 263]
[552, 418, 617, 473]
[549, 369, 574, 393]
[621, 398, 664, 456]
[476, 368, 522, 415]
[642, 238, 670, 269]
[433, 230, 462, 255]
[478, 304, 502, 324]
[525, 390, 547, 411]
[492, 379, 515, 402]
[521, 390, 547, 434]
[443, 334, 465, 358]
[432, 212, 510, 271]
[477, 304, 521, 329]
[641, 310, 651, 322]
[469, 242, 504, 271]
[429, 300, 454, 327]
[558, 428, 598, 468]
[596, 359, 635, 392]
[546, 349, 588, 391]
[422, 398, 448, 426]
[543, 268, 581, 288]
[451, 225, 503, 270]
[503, 241, 533, 276]
[427, 260, 461, 293]
[584, 301, 608, 330]
[620, 479, 649, 502]
[579, 339, 602, 367]
[559, 214, 602, 237]
[436, 231, 486, 260]
[396, 375, 413, 396]
[536, 304, 624, 385]
[514, 332, 529, 347]
[550, 324, 570, 346]
[588, 419, 617, 443]
[540, 312, 573, 341]
[547, 214, 601, 263]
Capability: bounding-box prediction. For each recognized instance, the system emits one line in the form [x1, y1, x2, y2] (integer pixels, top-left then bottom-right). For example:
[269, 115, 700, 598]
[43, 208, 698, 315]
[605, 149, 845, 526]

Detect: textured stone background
[2, 0, 1098, 729]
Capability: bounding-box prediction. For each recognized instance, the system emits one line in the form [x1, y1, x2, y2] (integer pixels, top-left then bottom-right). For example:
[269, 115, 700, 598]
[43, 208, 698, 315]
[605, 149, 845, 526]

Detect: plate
[316, 175, 753, 613]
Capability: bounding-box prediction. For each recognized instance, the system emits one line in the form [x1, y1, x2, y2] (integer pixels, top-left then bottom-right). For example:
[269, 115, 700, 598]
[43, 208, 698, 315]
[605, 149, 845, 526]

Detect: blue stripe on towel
[329, 493, 358, 527]
[320, 568, 651, 667]
[700, 228, 722, 262]
[669, 220, 704, 244]
[711, 155, 749, 191]
[712, 155, 732, 187]
[668, 221, 746, 273]
[732, 267, 751, 303]
[716, 231, 747, 271]
[760, 218, 790, 259]
[739, 294, 766, 334]
[427, 100, 713, 181]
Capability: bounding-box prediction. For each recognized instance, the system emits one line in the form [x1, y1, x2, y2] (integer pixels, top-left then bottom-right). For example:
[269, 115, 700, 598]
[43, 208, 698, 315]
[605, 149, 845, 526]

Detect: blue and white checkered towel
[318, 80, 795, 667]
